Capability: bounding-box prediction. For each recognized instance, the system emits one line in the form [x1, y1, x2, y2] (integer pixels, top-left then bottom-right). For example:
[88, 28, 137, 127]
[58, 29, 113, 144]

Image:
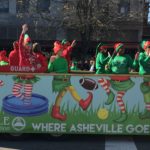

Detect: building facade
[0, 0, 145, 49]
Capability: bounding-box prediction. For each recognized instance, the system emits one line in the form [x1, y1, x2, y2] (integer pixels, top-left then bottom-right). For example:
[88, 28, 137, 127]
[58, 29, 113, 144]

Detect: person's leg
[51, 89, 67, 121]
[12, 83, 24, 100]
[67, 86, 93, 110]
[98, 78, 115, 105]
[114, 91, 127, 123]
[24, 83, 33, 105]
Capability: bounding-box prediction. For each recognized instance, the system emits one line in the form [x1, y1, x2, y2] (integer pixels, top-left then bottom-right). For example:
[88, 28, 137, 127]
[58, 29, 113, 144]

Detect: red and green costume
[95, 43, 110, 74]
[136, 40, 150, 119]
[48, 42, 93, 121]
[98, 43, 136, 123]
[12, 33, 39, 105]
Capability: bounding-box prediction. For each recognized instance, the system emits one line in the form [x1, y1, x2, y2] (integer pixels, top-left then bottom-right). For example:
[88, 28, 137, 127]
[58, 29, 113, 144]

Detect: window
[118, 1, 130, 15]
[0, 0, 9, 13]
[37, 0, 50, 12]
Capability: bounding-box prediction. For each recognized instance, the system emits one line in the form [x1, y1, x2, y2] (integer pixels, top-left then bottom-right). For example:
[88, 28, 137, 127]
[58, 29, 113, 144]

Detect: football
[79, 78, 98, 90]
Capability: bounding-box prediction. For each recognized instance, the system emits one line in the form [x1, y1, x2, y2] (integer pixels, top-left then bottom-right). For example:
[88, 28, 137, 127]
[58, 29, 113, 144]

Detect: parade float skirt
[2, 93, 48, 116]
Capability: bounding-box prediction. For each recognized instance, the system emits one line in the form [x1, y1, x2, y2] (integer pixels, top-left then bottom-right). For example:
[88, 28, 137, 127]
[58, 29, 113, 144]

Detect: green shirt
[138, 52, 150, 75]
[48, 56, 68, 73]
[110, 54, 134, 74]
[96, 52, 110, 74]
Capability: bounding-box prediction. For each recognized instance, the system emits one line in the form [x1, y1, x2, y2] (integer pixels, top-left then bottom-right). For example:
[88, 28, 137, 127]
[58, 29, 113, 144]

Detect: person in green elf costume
[98, 43, 138, 123]
[95, 43, 111, 74]
[135, 40, 150, 119]
[70, 60, 79, 71]
[48, 41, 93, 121]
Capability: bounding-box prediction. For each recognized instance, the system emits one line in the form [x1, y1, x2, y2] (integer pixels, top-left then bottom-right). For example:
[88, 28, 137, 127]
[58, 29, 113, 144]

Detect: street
[0, 134, 149, 150]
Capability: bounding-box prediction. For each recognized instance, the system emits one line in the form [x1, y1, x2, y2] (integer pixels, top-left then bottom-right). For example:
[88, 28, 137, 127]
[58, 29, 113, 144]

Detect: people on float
[32, 42, 48, 72]
[70, 60, 79, 71]
[135, 40, 150, 119]
[47, 41, 93, 121]
[61, 39, 76, 72]
[95, 43, 111, 74]
[89, 60, 95, 72]
[8, 41, 19, 66]
[0, 50, 9, 66]
[98, 43, 138, 122]
[12, 24, 40, 105]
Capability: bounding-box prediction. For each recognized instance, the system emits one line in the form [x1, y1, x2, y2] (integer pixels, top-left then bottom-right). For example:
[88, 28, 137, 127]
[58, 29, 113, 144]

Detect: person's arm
[18, 24, 28, 65]
[47, 56, 55, 72]
[139, 53, 150, 64]
[64, 40, 76, 55]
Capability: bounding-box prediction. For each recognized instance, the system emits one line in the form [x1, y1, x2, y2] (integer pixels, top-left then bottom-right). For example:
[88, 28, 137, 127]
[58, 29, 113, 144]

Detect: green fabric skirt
[52, 75, 71, 92]
[110, 79, 135, 91]
[13, 76, 40, 84]
[140, 77, 150, 94]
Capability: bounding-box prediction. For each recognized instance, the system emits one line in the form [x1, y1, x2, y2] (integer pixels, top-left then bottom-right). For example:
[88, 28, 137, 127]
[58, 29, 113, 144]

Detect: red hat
[53, 41, 63, 54]
[99, 45, 108, 50]
[114, 43, 124, 52]
[0, 50, 7, 56]
[24, 34, 32, 45]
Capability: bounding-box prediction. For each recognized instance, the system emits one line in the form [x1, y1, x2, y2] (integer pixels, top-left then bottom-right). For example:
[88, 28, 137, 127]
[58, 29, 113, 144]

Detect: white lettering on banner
[0, 117, 10, 131]
[32, 123, 66, 132]
[0, 117, 10, 126]
[10, 66, 31, 72]
[70, 124, 123, 133]
[126, 124, 150, 134]
[30, 123, 150, 134]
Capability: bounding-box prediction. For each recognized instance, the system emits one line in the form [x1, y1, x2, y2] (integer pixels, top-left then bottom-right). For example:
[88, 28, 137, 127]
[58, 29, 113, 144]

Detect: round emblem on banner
[12, 117, 26, 131]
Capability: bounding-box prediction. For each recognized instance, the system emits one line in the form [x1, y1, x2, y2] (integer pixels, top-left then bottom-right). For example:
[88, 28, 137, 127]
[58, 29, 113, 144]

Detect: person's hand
[108, 52, 111, 57]
[22, 24, 28, 34]
[71, 40, 76, 47]
[105, 64, 109, 70]
[135, 52, 139, 60]
[50, 55, 56, 62]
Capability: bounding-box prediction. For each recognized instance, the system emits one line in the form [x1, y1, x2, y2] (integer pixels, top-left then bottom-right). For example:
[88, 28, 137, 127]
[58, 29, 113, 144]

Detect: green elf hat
[24, 34, 32, 46]
[61, 39, 68, 45]
[95, 42, 108, 56]
[114, 43, 124, 53]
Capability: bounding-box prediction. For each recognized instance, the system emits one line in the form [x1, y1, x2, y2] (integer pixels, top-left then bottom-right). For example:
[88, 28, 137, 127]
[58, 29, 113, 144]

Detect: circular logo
[12, 117, 26, 131]
[97, 108, 109, 120]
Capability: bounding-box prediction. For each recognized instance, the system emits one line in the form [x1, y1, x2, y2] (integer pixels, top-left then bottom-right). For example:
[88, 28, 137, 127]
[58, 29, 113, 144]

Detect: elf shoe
[114, 112, 127, 123]
[51, 105, 67, 121]
[139, 110, 150, 119]
[105, 91, 115, 105]
[79, 92, 93, 110]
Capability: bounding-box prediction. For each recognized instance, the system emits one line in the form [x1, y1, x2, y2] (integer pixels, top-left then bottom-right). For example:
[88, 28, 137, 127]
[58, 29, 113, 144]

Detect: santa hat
[53, 41, 63, 54]
[114, 43, 124, 52]
[24, 34, 32, 45]
[141, 40, 150, 50]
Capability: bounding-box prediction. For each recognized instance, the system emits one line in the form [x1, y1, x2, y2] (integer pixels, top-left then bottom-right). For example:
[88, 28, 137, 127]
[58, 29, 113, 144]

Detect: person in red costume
[0, 50, 9, 66]
[32, 42, 48, 72]
[61, 39, 76, 72]
[12, 24, 40, 105]
[8, 41, 19, 66]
